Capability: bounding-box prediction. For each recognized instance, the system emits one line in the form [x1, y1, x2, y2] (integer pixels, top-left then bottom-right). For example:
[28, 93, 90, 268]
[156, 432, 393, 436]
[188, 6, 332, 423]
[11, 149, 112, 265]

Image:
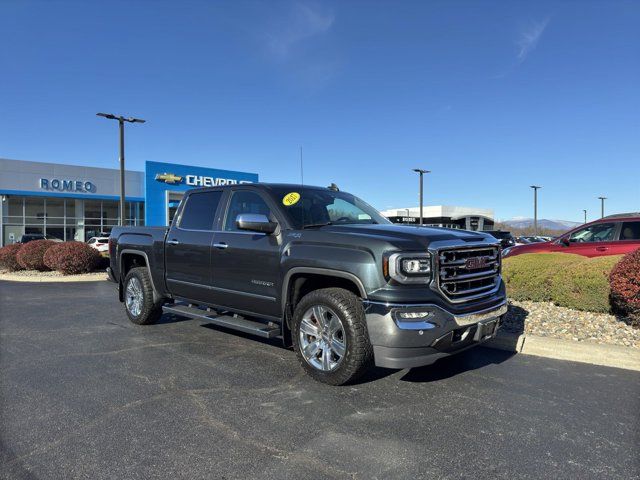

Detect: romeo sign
[39, 178, 96, 193]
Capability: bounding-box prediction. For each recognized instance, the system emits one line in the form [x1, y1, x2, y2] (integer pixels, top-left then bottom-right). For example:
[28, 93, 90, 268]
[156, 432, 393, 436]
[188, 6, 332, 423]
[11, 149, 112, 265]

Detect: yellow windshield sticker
[282, 192, 301, 206]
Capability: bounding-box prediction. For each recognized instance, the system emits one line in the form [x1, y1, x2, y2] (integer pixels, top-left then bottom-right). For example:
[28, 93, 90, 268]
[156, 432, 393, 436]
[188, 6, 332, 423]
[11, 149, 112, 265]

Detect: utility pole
[412, 168, 430, 226]
[97, 113, 146, 225]
[530, 185, 541, 235]
[598, 196, 607, 218]
[583, 209, 587, 224]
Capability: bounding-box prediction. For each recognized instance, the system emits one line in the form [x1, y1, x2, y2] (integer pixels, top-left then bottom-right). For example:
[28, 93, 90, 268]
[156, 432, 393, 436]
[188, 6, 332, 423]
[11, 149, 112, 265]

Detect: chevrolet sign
[154, 172, 251, 187]
[185, 175, 252, 187]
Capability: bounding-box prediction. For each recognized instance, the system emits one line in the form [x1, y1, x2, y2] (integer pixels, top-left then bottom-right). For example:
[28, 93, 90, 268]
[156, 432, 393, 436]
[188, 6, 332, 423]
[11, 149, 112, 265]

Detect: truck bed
[109, 226, 169, 292]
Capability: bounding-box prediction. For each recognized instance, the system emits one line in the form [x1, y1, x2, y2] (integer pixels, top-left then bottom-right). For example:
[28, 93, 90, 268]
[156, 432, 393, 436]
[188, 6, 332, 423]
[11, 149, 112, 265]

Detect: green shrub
[502, 253, 584, 302]
[0, 243, 24, 271]
[550, 255, 623, 313]
[502, 253, 623, 313]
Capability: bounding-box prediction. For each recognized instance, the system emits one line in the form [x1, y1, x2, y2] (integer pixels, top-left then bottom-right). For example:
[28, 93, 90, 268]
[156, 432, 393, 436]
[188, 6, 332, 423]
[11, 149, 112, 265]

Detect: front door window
[224, 191, 272, 231]
[569, 223, 616, 243]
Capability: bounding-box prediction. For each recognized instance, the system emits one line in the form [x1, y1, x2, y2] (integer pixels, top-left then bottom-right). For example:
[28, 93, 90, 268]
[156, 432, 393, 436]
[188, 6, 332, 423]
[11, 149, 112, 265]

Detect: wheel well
[287, 273, 362, 315]
[118, 253, 148, 302]
[121, 253, 147, 278]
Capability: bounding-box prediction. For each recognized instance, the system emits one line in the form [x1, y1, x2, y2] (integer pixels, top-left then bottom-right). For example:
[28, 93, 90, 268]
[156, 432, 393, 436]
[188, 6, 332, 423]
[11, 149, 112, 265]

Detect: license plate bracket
[474, 318, 498, 341]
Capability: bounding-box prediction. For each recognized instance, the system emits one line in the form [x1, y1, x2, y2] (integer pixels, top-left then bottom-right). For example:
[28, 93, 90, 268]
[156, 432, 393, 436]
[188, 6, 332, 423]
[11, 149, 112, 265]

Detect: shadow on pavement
[399, 347, 516, 383]
[500, 303, 528, 335]
[161, 312, 518, 385]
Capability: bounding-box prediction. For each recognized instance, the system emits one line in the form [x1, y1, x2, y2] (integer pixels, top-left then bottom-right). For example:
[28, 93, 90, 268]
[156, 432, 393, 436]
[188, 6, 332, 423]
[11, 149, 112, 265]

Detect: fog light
[397, 311, 431, 319]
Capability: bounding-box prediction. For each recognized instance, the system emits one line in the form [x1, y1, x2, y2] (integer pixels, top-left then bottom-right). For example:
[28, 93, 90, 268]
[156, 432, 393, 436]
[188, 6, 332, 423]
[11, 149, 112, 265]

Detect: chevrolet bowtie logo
[155, 173, 184, 184]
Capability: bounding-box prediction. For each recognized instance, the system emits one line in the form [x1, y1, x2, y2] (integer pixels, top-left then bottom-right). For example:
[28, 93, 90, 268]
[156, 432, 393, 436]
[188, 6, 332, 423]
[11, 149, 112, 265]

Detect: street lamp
[530, 185, 541, 235]
[97, 113, 146, 226]
[583, 209, 587, 224]
[412, 168, 430, 226]
[598, 196, 607, 218]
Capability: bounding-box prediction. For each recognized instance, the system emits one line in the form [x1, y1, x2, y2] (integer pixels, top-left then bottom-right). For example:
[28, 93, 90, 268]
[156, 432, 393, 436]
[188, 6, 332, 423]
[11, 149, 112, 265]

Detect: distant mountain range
[500, 218, 581, 231]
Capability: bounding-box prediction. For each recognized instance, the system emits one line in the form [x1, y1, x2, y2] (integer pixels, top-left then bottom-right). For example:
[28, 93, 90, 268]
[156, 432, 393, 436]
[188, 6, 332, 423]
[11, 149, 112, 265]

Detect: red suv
[502, 213, 640, 258]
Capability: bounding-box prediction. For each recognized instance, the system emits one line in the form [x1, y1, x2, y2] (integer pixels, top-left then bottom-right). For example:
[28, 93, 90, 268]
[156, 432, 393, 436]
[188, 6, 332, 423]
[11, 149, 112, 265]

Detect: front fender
[280, 242, 383, 308]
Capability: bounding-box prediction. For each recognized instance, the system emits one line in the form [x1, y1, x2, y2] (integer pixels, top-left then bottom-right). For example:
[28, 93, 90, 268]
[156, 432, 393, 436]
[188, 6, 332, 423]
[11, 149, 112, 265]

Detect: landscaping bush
[0, 243, 24, 271]
[502, 253, 584, 302]
[16, 239, 55, 271]
[43, 241, 101, 274]
[502, 252, 624, 313]
[550, 255, 622, 313]
[609, 248, 640, 327]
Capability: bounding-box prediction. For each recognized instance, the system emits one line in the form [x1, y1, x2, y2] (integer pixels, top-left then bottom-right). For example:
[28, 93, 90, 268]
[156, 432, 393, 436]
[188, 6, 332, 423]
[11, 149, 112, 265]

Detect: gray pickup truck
[108, 183, 507, 385]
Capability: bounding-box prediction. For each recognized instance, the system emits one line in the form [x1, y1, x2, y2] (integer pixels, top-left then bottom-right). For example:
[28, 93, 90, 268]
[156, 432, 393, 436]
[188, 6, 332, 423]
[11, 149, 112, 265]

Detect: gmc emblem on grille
[465, 256, 488, 270]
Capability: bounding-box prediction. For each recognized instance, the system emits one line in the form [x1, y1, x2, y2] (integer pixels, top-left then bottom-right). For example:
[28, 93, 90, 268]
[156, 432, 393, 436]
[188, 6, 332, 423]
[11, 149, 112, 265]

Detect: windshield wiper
[302, 222, 333, 229]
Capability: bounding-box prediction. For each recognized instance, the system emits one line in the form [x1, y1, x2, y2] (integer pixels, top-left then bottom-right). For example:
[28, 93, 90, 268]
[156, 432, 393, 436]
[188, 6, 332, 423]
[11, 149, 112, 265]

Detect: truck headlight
[388, 252, 432, 284]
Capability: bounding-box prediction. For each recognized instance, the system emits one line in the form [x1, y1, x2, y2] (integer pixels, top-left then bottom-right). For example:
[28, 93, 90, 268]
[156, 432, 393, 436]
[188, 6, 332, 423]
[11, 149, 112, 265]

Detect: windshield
[268, 187, 391, 229]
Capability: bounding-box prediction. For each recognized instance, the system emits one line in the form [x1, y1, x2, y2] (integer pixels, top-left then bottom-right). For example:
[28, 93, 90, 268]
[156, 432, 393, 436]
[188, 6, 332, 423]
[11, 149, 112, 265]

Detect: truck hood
[317, 224, 493, 248]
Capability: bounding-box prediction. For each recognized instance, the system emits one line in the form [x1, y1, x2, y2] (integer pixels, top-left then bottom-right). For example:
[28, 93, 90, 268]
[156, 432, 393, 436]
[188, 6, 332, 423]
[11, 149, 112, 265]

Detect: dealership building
[380, 205, 495, 231]
[0, 158, 258, 246]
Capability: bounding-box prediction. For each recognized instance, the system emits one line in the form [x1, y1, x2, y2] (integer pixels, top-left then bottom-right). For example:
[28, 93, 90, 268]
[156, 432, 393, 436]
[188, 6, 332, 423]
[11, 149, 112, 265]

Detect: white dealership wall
[380, 205, 495, 230]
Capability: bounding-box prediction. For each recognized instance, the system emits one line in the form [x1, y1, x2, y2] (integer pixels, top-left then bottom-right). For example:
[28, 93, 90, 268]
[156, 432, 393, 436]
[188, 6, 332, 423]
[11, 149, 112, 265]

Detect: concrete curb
[0, 273, 108, 283]
[485, 331, 640, 372]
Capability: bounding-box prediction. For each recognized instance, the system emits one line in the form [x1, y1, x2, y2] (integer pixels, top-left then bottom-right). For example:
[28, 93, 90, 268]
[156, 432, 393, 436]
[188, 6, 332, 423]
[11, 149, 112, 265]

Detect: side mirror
[560, 237, 570, 246]
[236, 213, 278, 234]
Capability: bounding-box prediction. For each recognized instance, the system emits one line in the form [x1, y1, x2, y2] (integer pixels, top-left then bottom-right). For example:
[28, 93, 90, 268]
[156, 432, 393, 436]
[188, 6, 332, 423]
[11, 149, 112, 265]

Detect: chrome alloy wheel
[125, 277, 144, 317]
[299, 305, 346, 372]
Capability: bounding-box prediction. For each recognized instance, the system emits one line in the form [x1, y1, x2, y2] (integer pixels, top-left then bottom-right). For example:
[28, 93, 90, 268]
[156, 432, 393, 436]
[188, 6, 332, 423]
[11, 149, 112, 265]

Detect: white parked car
[87, 237, 110, 256]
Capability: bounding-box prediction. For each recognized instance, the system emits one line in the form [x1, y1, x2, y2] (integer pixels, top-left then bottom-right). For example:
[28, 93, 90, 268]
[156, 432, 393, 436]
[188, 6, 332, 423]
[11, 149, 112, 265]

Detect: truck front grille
[436, 246, 500, 303]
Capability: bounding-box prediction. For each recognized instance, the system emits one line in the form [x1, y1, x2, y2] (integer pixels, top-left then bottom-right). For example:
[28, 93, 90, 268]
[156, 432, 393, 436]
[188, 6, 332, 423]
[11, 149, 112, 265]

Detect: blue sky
[1, 0, 638, 222]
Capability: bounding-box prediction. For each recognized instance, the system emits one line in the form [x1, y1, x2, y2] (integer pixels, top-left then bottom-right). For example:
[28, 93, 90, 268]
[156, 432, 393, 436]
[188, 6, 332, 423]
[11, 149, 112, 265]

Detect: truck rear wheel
[123, 267, 163, 325]
[292, 288, 373, 385]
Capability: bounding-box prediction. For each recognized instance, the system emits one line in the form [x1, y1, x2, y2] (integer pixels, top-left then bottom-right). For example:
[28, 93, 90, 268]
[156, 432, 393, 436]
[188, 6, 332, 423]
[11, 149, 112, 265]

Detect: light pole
[598, 196, 607, 218]
[97, 113, 146, 226]
[530, 185, 541, 235]
[583, 209, 587, 224]
[413, 168, 430, 226]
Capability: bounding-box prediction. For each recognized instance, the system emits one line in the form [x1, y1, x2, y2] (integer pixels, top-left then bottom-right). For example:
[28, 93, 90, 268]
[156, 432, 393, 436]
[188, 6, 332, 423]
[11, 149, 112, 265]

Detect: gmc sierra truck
[108, 183, 507, 385]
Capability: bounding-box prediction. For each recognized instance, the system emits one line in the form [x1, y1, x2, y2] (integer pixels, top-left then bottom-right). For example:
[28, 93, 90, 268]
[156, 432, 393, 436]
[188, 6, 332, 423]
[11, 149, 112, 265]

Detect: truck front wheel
[292, 288, 373, 385]
[123, 267, 163, 325]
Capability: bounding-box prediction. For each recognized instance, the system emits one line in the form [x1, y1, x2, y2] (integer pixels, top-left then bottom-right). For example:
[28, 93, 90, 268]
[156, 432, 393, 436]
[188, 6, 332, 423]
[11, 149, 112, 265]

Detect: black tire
[292, 288, 373, 385]
[123, 267, 163, 325]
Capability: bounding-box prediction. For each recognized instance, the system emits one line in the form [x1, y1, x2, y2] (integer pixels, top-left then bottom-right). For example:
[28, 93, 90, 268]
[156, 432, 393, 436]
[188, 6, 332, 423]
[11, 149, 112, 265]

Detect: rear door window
[620, 221, 640, 240]
[179, 191, 223, 230]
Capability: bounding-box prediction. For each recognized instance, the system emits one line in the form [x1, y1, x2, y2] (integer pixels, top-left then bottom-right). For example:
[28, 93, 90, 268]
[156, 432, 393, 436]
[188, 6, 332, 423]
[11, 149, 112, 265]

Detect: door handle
[167, 239, 180, 245]
[595, 246, 609, 252]
[213, 242, 228, 249]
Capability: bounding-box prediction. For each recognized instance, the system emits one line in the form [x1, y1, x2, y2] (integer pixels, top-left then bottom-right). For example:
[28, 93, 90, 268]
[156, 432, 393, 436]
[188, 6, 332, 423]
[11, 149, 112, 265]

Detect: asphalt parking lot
[1, 280, 638, 480]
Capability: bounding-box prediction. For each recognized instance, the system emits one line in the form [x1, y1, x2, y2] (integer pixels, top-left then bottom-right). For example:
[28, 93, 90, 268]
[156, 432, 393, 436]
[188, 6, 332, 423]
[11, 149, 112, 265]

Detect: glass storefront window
[8, 197, 23, 217]
[65, 199, 76, 218]
[46, 198, 64, 217]
[102, 201, 119, 224]
[84, 200, 102, 221]
[25, 197, 45, 223]
[2, 196, 146, 246]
